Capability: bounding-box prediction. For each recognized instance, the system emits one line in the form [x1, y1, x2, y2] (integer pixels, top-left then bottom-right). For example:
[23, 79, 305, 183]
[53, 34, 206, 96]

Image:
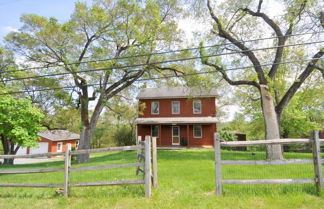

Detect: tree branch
[149, 65, 184, 77]
[257, 0, 263, 13]
[203, 59, 260, 89]
[242, 1, 308, 78]
[207, 0, 267, 84]
[320, 11, 324, 29]
[78, 34, 97, 64]
[241, 7, 286, 78]
[276, 48, 324, 117]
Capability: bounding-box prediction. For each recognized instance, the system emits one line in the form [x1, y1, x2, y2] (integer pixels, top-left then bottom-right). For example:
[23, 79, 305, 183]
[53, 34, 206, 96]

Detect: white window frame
[172, 101, 180, 114]
[193, 100, 202, 114]
[151, 101, 159, 115]
[151, 125, 159, 137]
[193, 125, 202, 138]
[57, 142, 63, 152]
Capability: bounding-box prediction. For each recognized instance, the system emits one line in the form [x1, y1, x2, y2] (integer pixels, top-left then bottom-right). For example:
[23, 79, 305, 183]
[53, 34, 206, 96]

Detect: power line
[3, 31, 324, 74]
[2, 57, 323, 95]
[4, 39, 324, 82]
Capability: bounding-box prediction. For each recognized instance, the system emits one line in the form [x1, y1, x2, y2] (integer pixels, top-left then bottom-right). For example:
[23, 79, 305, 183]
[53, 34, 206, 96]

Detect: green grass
[0, 149, 324, 209]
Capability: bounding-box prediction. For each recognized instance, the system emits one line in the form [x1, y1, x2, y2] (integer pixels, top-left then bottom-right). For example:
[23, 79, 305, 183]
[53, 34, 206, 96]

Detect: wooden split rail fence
[0, 136, 158, 197]
[214, 130, 324, 195]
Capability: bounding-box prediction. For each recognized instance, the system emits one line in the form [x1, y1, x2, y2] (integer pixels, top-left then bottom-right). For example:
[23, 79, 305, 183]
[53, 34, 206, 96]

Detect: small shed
[16, 130, 80, 155]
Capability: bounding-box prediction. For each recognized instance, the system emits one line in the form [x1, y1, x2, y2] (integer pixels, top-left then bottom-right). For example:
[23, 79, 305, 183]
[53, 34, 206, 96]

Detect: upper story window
[151, 101, 159, 114]
[193, 100, 202, 114]
[172, 101, 180, 114]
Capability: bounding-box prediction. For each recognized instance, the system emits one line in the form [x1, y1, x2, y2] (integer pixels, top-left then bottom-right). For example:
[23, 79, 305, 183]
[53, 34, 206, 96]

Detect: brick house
[135, 87, 218, 147]
[16, 130, 79, 155]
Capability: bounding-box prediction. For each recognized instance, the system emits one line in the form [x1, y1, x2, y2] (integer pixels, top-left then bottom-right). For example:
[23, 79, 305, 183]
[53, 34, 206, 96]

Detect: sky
[0, 0, 91, 41]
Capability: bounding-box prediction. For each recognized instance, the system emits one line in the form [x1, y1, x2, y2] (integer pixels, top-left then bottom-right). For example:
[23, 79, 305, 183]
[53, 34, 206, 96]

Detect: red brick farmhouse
[16, 130, 79, 155]
[135, 87, 218, 147]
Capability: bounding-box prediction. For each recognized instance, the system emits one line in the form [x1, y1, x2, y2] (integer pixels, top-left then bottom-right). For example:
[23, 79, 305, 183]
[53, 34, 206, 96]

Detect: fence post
[64, 143, 71, 197]
[144, 135, 152, 197]
[136, 136, 142, 176]
[311, 130, 323, 195]
[152, 137, 158, 188]
[214, 132, 222, 195]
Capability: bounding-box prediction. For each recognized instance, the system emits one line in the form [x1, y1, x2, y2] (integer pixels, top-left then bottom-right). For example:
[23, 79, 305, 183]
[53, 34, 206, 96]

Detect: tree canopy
[0, 93, 44, 164]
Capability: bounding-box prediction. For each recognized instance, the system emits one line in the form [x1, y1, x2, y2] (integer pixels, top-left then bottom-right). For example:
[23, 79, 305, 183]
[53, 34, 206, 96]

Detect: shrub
[114, 125, 136, 146]
[71, 146, 77, 161]
[219, 131, 237, 141]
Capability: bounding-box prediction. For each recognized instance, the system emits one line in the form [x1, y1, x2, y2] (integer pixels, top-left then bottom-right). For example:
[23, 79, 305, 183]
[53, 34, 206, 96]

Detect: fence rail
[221, 138, 324, 147]
[0, 136, 158, 198]
[221, 159, 316, 165]
[214, 130, 323, 195]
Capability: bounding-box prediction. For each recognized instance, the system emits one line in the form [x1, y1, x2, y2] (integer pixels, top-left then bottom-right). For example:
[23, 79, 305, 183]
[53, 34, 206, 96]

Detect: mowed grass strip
[0, 149, 324, 209]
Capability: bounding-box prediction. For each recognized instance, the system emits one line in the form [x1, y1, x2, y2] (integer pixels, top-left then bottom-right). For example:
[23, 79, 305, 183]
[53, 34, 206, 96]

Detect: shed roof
[38, 130, 80, 141]
[134, 117, 218, 124]
[137, 87, 217, 99]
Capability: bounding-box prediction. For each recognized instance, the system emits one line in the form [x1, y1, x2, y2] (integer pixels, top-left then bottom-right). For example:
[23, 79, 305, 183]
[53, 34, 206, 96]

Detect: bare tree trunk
[260, 85, 283, 160]
[77, 99, 105, 164]
[77, 126, 93, 163]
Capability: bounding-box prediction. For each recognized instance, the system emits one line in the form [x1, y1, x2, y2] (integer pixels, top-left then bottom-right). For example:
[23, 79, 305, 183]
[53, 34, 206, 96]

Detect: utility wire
[2, 57, 323, 95]
[2, 31, 323, 74]
[4, 40, 324, 82]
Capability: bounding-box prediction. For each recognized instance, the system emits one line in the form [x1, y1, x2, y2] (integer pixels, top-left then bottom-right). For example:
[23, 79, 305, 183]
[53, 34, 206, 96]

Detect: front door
[172, 126, 180, 145]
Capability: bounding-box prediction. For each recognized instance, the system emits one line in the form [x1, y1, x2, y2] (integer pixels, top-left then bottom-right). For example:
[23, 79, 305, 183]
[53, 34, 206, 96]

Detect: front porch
[136, 123, 216, 147]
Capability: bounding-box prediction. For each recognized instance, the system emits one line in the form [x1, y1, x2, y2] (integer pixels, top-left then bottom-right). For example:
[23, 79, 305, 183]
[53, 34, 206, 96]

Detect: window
[193, 100, 202, 114]
[57, 142, 63, 152]
[151, 125, 159, 137]
[172, 101, 180, 114]
[151, 101, 159, 114]
[193, 125, 202, 138]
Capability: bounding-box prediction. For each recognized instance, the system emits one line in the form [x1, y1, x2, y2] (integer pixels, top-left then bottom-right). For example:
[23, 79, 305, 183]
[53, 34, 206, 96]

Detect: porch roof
[134, 117, 218, 125]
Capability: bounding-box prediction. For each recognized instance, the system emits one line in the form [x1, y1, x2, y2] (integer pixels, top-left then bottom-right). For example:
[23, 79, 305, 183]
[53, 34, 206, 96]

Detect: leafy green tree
[233, 71, 323, 139]
[5, 0, 181, 162]
[0, 94, 44, 165]
[198, 0, 324, 160]
[1, 46, 73, 122]
[0, 47, 17, 85]
[42, 108, 81, 133]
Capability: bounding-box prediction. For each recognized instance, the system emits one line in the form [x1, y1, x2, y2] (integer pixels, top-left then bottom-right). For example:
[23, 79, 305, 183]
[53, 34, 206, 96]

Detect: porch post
[187, 124, 190, 146]
[135, 124, 138, 143]
[159, 124, 162, 146]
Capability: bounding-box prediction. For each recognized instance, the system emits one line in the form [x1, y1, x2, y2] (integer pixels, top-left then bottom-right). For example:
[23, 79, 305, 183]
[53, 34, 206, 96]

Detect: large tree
[200, 0, 323, 159]
[5, 0, 181, 162]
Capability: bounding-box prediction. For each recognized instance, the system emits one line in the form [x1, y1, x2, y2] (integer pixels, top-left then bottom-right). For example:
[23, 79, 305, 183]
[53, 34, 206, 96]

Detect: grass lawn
[0, 149, 324, 209]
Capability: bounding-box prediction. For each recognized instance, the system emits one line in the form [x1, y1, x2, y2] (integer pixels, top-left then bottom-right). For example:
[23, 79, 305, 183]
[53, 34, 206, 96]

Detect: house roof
[38, 130, 80, 141]
[137, 87, 218, 99]
[134, 117, 218, 124]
